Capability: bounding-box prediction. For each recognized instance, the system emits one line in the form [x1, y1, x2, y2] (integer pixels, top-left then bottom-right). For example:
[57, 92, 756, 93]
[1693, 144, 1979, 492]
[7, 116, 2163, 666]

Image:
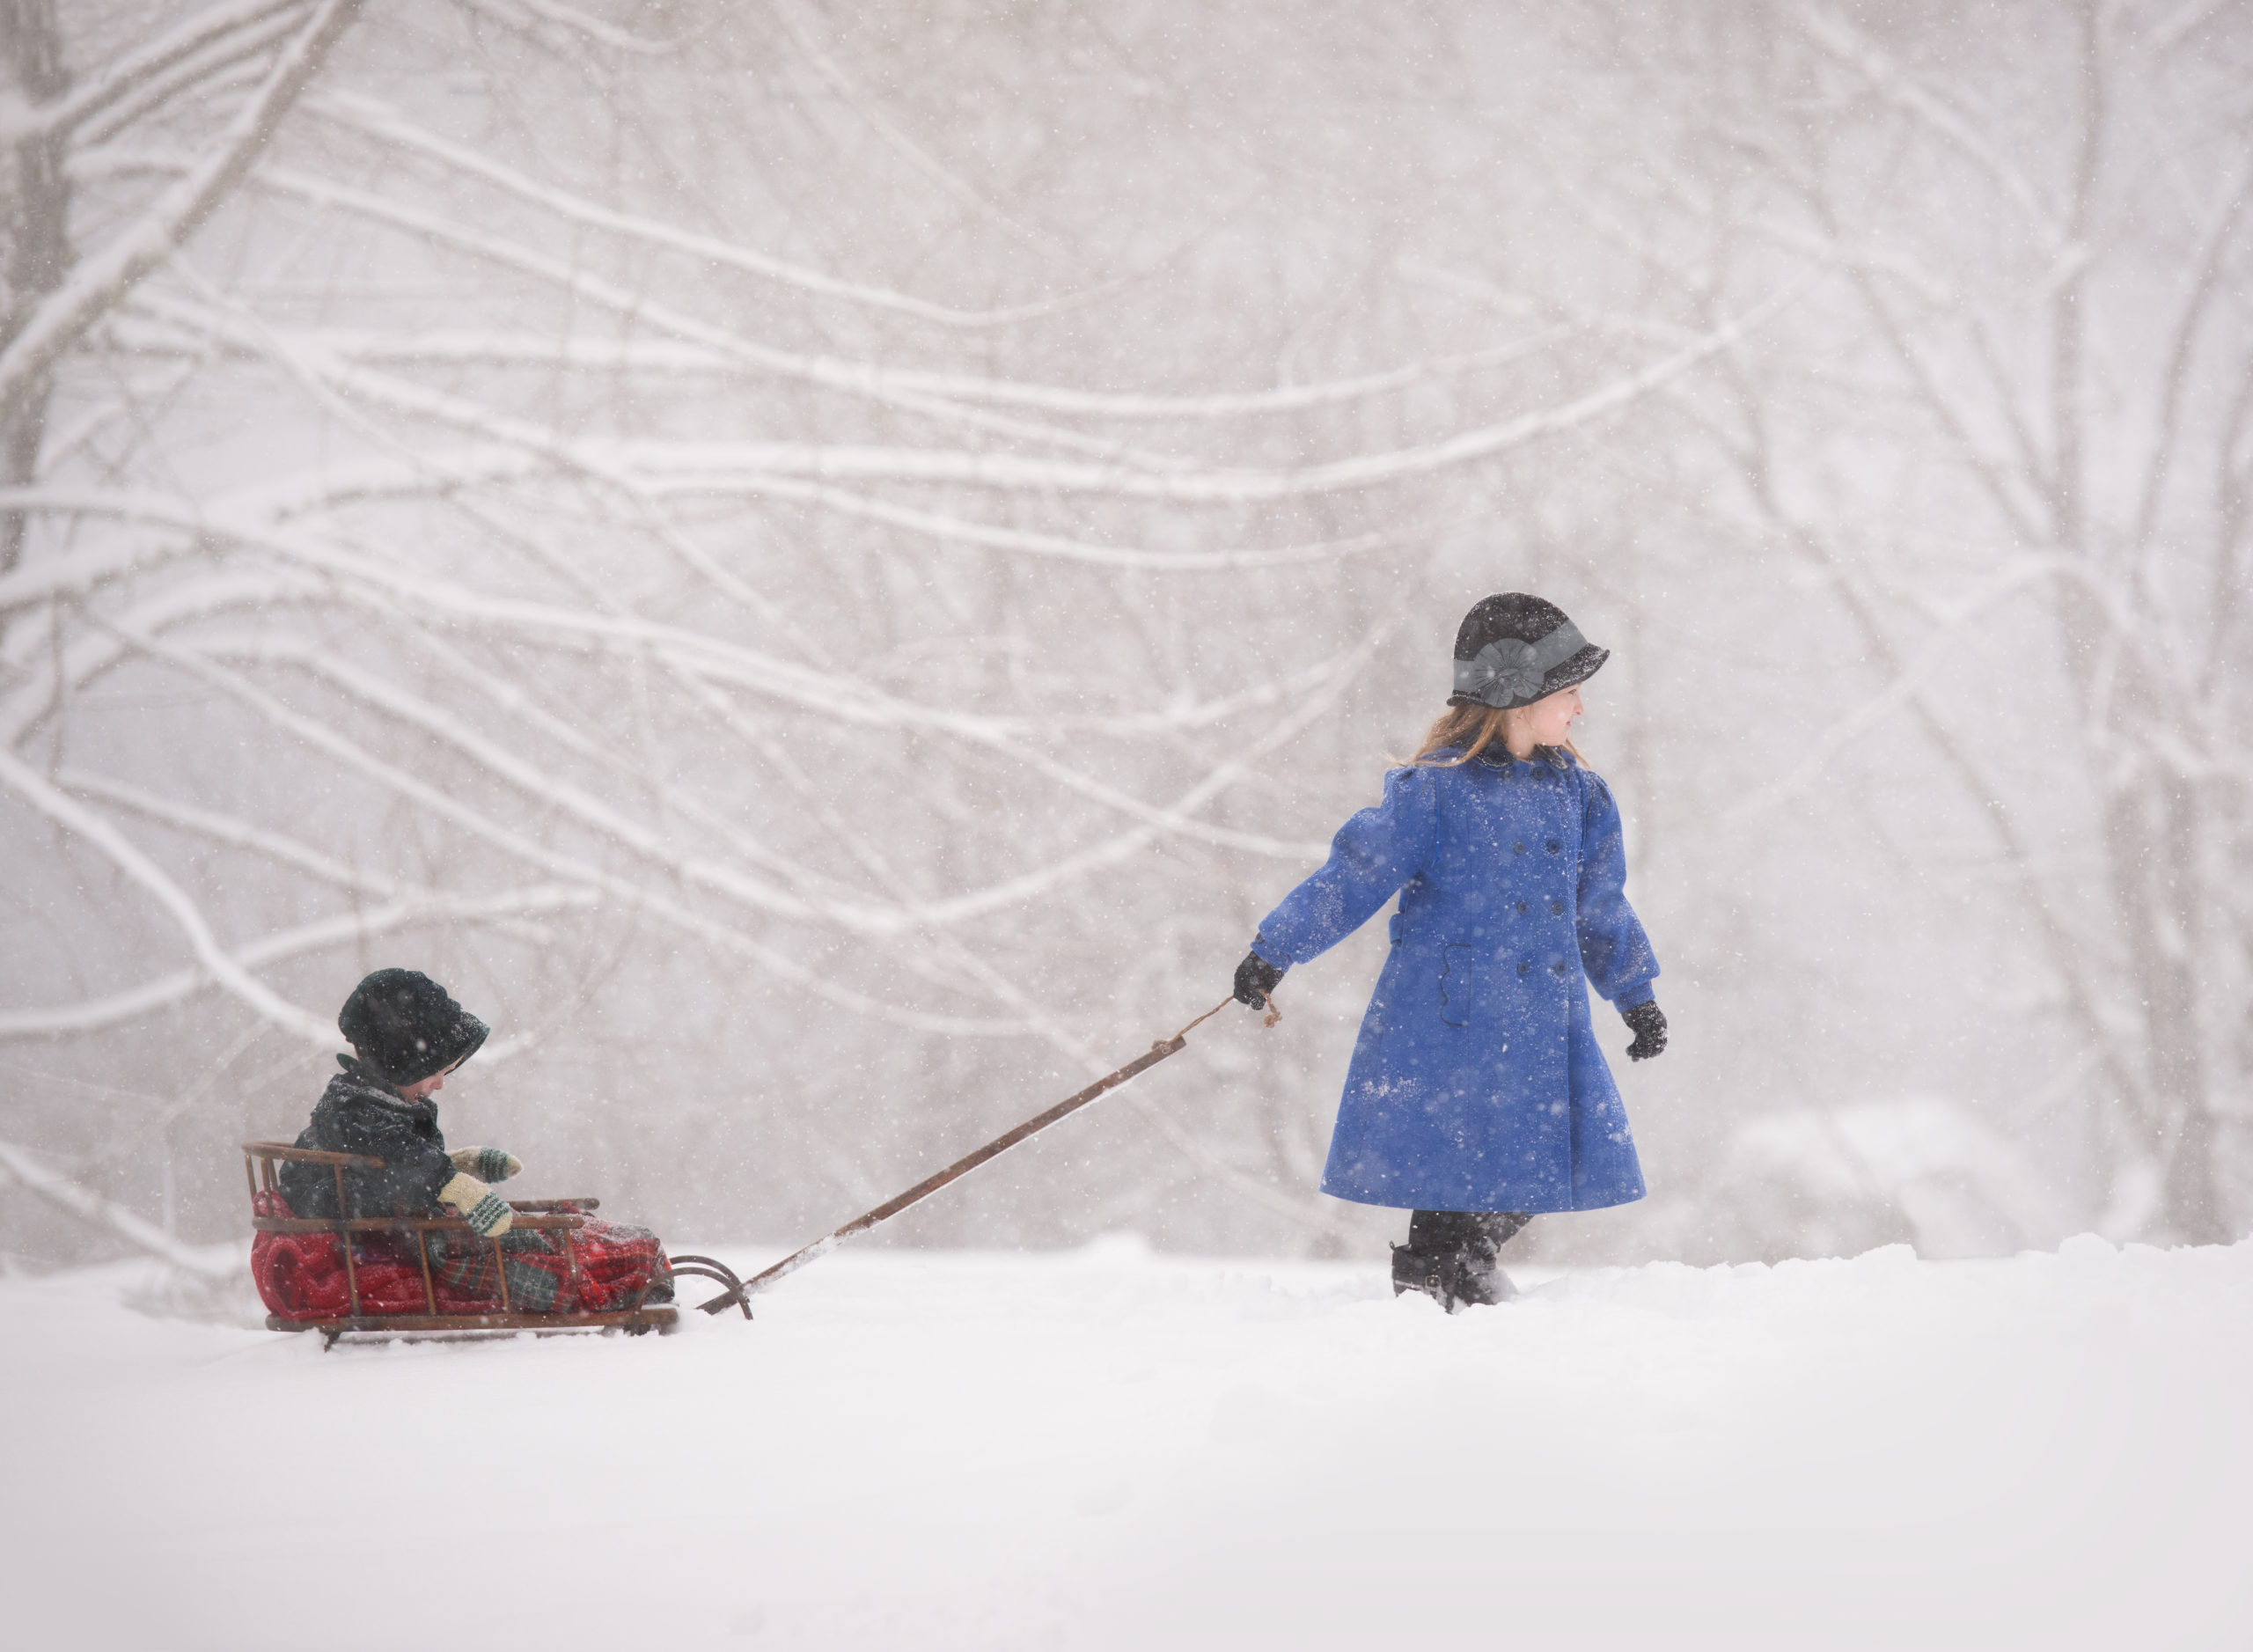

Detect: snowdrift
[2, 1236, 2246, 1651]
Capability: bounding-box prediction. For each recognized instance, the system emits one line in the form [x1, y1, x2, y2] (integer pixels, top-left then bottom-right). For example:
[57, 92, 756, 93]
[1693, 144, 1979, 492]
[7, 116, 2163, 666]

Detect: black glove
[1233, 951, 1284, 1010]
[1622, 999, 1667, 1061]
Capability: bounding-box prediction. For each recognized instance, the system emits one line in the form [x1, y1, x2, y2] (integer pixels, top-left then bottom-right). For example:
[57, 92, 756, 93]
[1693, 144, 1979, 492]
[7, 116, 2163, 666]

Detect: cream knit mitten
[437, 1171, 514, 1237]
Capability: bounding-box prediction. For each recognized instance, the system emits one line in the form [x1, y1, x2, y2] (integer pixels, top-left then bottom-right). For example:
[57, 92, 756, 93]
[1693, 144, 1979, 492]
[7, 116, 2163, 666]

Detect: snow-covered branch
[0, 882, 592, 1041]
[244, 165, 1563, 424]
[0, 0, 307, 143]
[1790, 4, 2065, 248]
[304, 92, 1076, 328]
[0, 1137, 238, 1279]
[770, 0, 1053, 253]
[0, 0, 362, 415]
[0, 746, 334, 1046]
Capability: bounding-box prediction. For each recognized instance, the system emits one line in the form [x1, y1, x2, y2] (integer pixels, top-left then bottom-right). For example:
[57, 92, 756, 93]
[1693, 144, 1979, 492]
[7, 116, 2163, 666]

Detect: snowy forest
[3, 0, 2248, 1274]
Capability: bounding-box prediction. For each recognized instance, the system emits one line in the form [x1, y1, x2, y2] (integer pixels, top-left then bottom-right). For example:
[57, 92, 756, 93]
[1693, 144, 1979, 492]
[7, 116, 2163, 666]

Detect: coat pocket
[1437, 942, 1478, 1028]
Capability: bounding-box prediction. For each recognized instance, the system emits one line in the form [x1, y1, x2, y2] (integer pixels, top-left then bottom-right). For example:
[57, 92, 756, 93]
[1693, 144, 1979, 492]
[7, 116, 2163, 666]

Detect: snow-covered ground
[4, 1236, 2249, 1652]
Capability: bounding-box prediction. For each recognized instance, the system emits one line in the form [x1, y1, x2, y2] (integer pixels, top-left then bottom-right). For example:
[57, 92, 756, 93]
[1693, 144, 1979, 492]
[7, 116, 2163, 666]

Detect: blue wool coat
[1253, 748, 1659, 1214]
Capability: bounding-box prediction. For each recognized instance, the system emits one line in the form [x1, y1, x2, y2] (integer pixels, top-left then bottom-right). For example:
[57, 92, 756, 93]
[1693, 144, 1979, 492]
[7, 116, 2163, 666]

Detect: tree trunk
[0, 0, 70, 578]
[2057, 576, 2226, 1241]
[2041, 1, 2229, 1242]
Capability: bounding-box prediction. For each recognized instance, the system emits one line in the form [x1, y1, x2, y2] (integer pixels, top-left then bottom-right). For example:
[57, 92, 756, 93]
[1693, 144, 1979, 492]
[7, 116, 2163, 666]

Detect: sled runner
[243, 1141, 748, 1345]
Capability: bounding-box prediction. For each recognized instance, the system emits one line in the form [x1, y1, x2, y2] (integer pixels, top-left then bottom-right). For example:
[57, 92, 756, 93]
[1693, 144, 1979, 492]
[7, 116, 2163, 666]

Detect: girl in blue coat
[1231, 594, 1667, 1309]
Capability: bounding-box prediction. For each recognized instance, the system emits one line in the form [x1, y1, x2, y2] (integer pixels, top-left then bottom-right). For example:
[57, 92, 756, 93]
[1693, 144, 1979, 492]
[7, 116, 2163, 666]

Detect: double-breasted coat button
[1551, 960, 1567, 974]
[1515, 899, 1528, 914]
[1546, 838, 1561, 853]
[1513, 841, 1526, 855]
[1516, 960, 1530, 977]
[1550, 899, 1565, 914]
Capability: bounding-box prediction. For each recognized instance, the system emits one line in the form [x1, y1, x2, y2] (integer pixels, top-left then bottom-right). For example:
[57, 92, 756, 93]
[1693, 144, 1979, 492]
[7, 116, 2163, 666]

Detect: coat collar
[328, 1054, 438, 1124]
[335, 1052, 399, 1094]
[1466, 744, 1573, 774]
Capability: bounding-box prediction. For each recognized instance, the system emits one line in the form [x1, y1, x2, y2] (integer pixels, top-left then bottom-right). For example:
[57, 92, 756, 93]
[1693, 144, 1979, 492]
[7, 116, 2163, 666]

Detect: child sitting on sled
[280, 967, 518, 1232]
[262, 968, 671, 1318]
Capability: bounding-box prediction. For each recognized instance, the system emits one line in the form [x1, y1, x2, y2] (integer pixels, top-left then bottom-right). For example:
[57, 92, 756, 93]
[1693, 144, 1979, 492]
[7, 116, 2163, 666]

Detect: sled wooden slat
[251, 1213, 587, 1234]
[242, 1141, 385, 1169]
[335, 1162, 360, 1314]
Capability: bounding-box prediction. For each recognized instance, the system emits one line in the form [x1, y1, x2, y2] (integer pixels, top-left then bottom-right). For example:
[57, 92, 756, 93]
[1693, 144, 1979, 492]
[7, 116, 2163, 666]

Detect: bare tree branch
[0, 1135, 237, 1277]
[0, 0, 361, 416]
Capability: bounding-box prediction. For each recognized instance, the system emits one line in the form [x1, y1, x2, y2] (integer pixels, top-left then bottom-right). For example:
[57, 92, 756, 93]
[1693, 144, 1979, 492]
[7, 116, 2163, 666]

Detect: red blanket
[252, 1191, 672, 1320]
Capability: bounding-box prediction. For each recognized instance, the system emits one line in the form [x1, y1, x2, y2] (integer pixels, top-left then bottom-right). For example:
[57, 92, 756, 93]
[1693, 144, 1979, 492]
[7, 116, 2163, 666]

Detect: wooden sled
[243, 1142, 747, 1347]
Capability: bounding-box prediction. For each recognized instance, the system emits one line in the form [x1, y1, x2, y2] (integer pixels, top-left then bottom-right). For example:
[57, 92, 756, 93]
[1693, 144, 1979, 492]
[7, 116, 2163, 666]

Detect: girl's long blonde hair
[1408, 702, 1589, 770]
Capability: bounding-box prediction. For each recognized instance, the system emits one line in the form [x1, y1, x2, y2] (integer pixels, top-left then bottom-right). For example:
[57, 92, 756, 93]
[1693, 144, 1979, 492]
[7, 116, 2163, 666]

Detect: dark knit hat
[337, 968, 489, 1087]
[1447, 593, 1609, 710]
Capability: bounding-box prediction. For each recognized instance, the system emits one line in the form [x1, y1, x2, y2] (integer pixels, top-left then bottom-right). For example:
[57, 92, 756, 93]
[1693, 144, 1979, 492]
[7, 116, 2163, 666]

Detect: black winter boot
[1391, 1210, 1531, 1311]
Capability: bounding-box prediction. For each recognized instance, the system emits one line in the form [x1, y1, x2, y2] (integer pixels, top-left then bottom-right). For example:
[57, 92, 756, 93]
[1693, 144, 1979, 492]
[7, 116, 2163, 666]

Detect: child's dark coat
[277, 1056, 455, 1218]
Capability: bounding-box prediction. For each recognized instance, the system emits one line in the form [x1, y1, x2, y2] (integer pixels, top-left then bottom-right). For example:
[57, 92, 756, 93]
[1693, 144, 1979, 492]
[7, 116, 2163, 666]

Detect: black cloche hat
[338, 968, 489, 1086]
[1446, 593, 1610, 711]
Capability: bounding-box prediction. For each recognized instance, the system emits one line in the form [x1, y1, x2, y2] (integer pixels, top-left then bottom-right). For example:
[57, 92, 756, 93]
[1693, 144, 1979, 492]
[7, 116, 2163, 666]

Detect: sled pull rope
[698, 992, 1279, 1315]
[1172, 990, 1281, 1039]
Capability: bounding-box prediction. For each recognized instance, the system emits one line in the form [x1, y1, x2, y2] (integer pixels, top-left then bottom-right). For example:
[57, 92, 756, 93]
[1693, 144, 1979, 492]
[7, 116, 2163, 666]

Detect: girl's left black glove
[1621, 999, 1667, 1061]
[1233, 951, 1284, 1010]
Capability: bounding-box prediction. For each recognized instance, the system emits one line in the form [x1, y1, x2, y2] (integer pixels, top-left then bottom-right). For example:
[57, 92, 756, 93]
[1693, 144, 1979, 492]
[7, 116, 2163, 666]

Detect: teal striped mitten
[449, 1147, 522, 1183]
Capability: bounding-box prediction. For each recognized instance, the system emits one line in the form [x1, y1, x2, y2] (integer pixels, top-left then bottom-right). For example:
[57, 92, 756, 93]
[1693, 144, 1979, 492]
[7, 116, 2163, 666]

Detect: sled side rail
[249, 1213, 589, 1234]
[239, 1142, 596, 1211]
[242, 1140, 381, 1200]
[242, 1141, 383, 1164]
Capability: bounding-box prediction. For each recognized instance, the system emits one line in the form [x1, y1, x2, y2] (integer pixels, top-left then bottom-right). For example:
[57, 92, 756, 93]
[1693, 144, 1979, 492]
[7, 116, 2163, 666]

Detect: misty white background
[2, 0, 2247, 1274]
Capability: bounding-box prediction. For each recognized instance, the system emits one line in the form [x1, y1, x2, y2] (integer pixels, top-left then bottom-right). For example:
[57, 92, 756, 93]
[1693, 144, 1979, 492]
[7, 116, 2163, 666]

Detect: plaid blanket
[252, 1192, 673, 1321]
